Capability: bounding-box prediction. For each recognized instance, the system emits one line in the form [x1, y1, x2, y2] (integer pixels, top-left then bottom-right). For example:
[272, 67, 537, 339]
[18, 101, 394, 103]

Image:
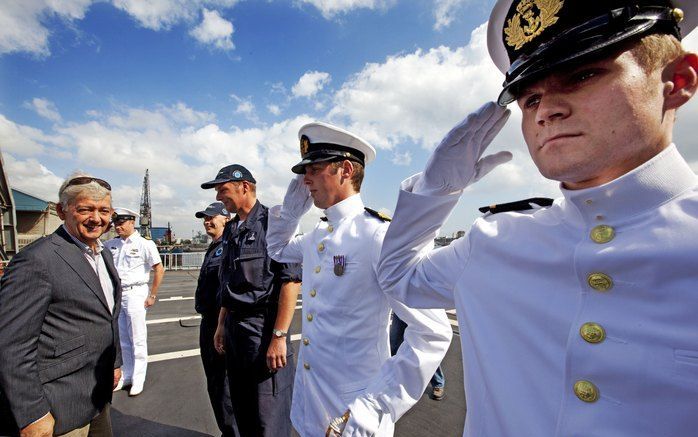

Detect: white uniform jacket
[377, 144, 698, 437]
[105, 232, 162, 286]
[267, 194, 452, 437]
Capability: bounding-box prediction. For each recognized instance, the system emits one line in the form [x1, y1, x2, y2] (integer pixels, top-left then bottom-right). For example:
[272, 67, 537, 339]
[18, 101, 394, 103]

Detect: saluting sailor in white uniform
[267, 122, 452, 437]
[106, 207, 164, 396]
[378, 1, 698, 436]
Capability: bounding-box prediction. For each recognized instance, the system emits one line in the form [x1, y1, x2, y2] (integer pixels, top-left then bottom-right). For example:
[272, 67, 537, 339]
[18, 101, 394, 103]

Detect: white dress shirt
[63, 225, 115, 313]
[267, 194, 452, 437]
[378, 144, 698, 436]
[105, 232, 161, 287]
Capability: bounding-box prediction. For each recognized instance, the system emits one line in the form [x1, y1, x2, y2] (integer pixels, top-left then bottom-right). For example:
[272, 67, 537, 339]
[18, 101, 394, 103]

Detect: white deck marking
[147, 333, 303, 363]
[158, 296, 195, 302]
[147, 315, 200, 325]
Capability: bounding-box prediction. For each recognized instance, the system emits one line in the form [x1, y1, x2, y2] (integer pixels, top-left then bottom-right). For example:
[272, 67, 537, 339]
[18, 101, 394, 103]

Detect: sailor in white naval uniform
[378, 1, 698, 436]
[106, 207, 164, 396]
[267, 122, 452, 436]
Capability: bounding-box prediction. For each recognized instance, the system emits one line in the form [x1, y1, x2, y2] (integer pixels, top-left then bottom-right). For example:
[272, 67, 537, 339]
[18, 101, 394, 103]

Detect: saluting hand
[415, 101, 512, 195]
[281, 174, 313, 219]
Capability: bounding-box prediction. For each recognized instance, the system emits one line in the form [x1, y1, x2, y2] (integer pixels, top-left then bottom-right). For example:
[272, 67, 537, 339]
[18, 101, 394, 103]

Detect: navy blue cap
[201, 164, 256, 189]
[195, 202, 229, 218]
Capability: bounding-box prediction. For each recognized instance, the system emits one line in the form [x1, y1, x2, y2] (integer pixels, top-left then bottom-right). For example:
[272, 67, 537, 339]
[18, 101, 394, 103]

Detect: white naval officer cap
[113, 207, 139, 221]
[487, 0, 698, 105]
[292, 122, 376, 174]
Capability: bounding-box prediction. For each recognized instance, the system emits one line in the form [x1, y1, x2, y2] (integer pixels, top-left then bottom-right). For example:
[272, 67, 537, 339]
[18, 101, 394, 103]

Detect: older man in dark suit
[0, 173, 122, 437]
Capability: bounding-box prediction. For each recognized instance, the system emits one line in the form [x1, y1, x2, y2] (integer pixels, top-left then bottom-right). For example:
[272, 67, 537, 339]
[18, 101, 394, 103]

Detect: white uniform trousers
[119, 284, 149, 388]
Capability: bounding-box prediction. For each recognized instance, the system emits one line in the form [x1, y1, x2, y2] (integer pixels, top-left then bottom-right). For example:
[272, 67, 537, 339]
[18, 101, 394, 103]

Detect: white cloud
[0, 0, 239, 56]
[0, 114, 50, 156]
[24, 97, 62, 122]
[268, 104, 282, 116]
[189, 8, 234, 50]
[235, 100, 255, 115]
[111, 0, 238, 31]
[298, 0, 396, 19]
[292, 71, 331, 98]
[0, 100, 325, 237]
[0, 0, 93, 56]
[3, 154, 63, 202]
[329, 24, 501, 150]
[433, 0, 469, 30]
[390, 150, 411, 166]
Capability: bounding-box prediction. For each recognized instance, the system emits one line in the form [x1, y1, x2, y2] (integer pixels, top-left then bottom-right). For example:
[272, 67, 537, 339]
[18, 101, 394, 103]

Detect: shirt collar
[560, 144, 696, 226]
[62, 224, 105, 254]
[324, 193, 364, 223]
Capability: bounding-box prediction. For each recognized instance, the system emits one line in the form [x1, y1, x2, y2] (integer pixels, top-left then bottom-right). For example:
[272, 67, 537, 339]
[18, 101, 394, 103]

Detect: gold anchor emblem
[300, 135, 310, 156]
[504, 0, 564, 50]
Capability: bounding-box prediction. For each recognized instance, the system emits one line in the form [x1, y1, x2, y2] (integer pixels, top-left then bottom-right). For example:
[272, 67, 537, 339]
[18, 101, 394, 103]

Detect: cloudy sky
[1, 0, 697, 239]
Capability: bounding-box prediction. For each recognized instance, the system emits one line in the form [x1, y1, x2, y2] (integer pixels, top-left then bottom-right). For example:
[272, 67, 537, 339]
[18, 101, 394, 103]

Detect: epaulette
[364, 207, 392, 222]
[478, 197, 553, 215]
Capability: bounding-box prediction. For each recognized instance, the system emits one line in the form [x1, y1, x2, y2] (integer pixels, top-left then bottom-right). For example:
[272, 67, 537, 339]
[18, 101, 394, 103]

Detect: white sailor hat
[113, 207, 139, 221]
[292, 122, 376, 174]
[487, 0, 697, 105]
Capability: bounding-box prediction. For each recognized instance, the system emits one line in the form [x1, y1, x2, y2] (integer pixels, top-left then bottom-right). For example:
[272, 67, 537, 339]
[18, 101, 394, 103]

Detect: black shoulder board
[478, 197, 553, 215]
[364, 207, 392, 222]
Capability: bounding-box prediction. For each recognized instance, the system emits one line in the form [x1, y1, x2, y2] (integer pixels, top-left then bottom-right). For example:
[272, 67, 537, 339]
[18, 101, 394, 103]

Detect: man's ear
[665, 53, 698, 110]
[341, 160, 354, 179]
[56, 202, 66, 220]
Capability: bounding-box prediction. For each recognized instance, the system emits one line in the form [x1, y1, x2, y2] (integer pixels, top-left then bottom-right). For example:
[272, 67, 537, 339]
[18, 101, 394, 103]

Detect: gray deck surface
[112, 271, 467, 436]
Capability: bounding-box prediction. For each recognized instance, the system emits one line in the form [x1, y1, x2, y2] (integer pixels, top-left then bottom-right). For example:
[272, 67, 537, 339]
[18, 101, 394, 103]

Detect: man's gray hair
[58, 171, 111, 208]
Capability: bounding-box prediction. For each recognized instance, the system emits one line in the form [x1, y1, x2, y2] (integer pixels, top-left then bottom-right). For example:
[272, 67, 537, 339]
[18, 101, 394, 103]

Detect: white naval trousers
[119, 284, 149, 388]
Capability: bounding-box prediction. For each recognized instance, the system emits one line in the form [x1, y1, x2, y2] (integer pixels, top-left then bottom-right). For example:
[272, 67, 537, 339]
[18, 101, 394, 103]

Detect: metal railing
[17, 234, 42, 250]
[159, 252, 206, 271]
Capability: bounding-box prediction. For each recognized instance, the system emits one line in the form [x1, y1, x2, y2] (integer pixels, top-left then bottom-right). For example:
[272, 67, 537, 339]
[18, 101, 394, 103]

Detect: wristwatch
[148, 294, 157, 300]
[272, 329, 287, 338]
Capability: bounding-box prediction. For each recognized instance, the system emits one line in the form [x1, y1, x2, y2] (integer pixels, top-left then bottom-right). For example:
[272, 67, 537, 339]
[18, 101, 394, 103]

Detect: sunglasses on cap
[64, 176, 112, 191]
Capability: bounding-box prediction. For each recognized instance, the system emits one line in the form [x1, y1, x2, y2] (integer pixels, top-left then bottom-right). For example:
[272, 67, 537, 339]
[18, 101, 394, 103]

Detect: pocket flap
[54, 335, 86, 357]
[39, 352, 89, 384]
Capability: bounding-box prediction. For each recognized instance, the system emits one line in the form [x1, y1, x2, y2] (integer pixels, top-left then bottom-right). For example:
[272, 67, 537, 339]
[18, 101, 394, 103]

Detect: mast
[139, 169, 152, 239]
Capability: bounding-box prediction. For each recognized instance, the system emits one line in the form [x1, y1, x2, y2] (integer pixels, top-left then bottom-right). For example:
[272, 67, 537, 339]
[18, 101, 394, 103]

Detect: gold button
[574, 380, 599, 402]
[307, 314, 313, 322]
[590, 225, 615, 244]
[673, 8, 684, 23]
[588, 273, 613, 292]
[585, 199, 593, 205]
[303, 338, 310, 346]
[317, 242, 325, 252]
[580, 322, 606, 344]
[309, 289, 317, 297]
[327, 225, 334, 232]
[304, 362, 310, 370]
[314, 266, 321, 273]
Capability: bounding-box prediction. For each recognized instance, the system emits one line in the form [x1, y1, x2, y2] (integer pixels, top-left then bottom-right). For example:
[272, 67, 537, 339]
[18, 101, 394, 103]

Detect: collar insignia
[505, 0, 564, 50]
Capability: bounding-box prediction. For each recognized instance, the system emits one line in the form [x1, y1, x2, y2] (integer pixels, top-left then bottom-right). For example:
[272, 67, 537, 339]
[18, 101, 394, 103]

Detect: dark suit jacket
[0, 226, 122, 435]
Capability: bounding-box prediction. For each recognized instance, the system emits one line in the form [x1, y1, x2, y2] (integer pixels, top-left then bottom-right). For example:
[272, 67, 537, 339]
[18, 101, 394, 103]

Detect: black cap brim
[291, 156, 342, 174]
[201, 178, 232, 189]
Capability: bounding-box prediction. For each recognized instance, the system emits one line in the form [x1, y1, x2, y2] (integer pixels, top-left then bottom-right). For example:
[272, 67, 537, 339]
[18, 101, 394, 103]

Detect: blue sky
[1, 0, 697, 240]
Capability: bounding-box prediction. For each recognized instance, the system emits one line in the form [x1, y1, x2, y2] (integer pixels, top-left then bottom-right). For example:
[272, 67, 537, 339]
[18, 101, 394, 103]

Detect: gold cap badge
[300, 135, 310, 156]
[504, 0, 564, 50]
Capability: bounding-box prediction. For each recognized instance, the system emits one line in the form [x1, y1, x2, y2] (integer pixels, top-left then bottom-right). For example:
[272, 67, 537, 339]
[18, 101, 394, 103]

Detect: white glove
[414, 101, 512, 195]
[280, 174, 312, 219]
